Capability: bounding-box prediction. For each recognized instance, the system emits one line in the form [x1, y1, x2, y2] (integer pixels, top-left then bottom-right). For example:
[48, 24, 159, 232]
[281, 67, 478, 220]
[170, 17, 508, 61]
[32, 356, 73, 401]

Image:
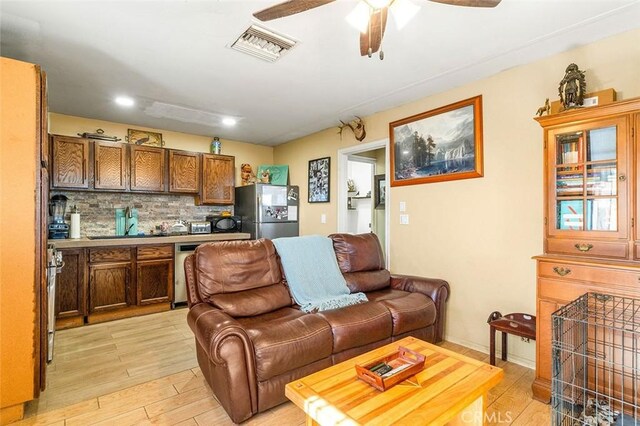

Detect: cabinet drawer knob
[574, 243, 594, 252]
[553, 267, 571, 276]
[618, 174, 627, 181]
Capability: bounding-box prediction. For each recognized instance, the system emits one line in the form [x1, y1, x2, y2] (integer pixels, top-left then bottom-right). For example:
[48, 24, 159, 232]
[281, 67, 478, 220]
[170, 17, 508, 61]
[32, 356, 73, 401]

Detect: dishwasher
[174, 243, 201, 305]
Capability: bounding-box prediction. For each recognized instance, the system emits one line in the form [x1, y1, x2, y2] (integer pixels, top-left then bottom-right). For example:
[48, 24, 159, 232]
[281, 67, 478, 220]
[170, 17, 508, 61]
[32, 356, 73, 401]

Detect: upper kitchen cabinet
[199, 154, 235, 205]
[94, 141, 127, 190]
[51, 135, 89, 189]
[169, 149, 200, 193]
[130, 145, 165, 192]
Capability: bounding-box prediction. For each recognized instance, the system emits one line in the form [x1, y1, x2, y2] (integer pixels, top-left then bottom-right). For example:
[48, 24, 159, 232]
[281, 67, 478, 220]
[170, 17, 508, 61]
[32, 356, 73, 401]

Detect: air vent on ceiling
[230, 25, 296, 62]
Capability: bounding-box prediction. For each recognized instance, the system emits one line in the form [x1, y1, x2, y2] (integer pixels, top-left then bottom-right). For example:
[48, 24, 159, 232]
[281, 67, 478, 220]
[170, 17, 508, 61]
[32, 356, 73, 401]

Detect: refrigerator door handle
[257, 195, 262, 222]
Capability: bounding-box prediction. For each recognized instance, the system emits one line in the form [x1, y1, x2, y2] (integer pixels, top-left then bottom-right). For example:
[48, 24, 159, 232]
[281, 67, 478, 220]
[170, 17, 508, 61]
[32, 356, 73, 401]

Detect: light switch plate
[321, 214, 326, 224]
[400, 214, 409, 225]
[399, 202, 406, 212]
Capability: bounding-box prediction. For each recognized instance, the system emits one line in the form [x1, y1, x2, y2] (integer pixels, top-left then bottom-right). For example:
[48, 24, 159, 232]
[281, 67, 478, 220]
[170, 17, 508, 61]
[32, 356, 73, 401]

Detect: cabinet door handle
[574, 243, 594, 252]
[553, 267, 571, 276]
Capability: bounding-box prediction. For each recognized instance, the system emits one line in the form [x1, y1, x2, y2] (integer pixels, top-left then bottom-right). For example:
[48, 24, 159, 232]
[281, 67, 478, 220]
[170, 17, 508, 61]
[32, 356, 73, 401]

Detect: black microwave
[206, 215, 242, 233]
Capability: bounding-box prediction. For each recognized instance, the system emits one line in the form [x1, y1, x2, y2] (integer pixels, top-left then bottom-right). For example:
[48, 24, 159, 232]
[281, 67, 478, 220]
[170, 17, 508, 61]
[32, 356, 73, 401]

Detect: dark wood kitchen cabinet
[89, 262, 133, 313]
[199, 154, 235, 205]
[94, 141, 127, 190]
[130, 145, 165, 192]
[136, 244, 174, 305]
[72, 245, 174, 324]
[51, 135, 89, 189]
[55, 249, 86, 329]
[88, 247, 134, 314]
[169, 149, 200, 193]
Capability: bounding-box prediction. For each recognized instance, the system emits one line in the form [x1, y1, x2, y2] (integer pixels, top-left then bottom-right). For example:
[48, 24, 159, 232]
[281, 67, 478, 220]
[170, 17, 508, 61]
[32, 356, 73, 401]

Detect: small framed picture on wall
[308, 157, 330, 203]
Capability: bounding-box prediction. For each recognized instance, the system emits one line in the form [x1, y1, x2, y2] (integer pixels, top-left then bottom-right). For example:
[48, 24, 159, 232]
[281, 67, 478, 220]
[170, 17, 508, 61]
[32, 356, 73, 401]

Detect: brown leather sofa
[185, 233, 449, 423]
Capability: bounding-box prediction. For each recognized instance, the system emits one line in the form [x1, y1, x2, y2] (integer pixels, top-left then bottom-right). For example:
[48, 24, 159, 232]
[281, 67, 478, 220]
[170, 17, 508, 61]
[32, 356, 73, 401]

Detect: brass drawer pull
[574, 243, 594, 252]
[553, 267, 571, 276]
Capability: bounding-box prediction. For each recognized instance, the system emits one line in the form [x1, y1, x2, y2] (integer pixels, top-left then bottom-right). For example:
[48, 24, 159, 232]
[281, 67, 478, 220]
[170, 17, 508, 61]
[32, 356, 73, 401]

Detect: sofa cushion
[378, 293, 437, 336]
[195, 240, 289, 315]
[210, 284, 292, 317]
[365, 288, 410, 302]
[241, 309, 333, 381]
[318, 302, 392, 353]
[329, 233, 385, 273]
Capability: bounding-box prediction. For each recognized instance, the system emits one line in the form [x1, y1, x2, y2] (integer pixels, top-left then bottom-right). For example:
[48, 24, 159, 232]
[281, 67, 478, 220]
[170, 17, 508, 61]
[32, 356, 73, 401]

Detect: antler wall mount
[338, 116, 367, 142]
[253, 0, 501, 59]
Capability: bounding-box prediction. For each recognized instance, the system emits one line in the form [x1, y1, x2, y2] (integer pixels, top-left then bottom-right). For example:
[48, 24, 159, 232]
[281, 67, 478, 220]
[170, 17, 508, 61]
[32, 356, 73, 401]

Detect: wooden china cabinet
[533, 97, 640, 402]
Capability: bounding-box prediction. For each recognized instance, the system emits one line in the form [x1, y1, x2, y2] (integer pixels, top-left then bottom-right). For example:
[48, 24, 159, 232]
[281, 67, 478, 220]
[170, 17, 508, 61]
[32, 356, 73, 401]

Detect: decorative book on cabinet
[533, 97, 640, 402]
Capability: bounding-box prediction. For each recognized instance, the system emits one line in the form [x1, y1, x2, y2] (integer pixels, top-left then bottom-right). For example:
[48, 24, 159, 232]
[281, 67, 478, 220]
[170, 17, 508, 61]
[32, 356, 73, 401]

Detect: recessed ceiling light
[115, 96, 135, 107]
[222, 117, 237, 126]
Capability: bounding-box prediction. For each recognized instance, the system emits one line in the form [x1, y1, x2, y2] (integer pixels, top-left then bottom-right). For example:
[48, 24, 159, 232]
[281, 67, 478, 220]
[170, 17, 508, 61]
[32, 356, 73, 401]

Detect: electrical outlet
[320, 214, 326, 224]
[400, 214, 409, 225]
[399, 201, 406, 212]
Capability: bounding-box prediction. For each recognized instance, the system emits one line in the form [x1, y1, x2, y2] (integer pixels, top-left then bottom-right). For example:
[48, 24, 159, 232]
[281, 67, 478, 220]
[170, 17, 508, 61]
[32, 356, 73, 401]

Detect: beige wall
[0, 58, 37, 421]
[275, 28, 640, 366]
[49, 113, 274, 185]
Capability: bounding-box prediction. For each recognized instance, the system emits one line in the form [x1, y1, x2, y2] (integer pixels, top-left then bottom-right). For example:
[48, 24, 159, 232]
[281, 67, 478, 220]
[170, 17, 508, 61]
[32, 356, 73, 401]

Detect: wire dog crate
[552, 292, 640, 425]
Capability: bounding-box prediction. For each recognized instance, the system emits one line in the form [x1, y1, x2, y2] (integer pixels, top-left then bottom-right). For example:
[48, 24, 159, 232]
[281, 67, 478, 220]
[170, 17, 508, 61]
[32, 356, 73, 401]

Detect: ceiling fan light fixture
[366, 0, 394, 9]
[346, 2, 371, 33]
[391, 0, 420, 30]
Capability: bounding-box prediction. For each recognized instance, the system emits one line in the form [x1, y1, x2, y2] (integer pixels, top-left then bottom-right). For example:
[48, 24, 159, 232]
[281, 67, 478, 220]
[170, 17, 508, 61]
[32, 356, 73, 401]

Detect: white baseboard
[445, 335, 536, 370]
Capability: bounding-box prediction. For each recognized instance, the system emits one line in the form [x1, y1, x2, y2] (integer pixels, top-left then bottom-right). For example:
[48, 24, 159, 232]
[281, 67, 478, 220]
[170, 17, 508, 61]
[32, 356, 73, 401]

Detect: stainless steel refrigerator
[235, 184, 299, 240]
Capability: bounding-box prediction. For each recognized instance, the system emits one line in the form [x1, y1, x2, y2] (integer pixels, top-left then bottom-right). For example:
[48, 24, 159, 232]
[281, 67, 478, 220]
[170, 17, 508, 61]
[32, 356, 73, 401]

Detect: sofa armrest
[187, 303, 254, 365]
[187, 303, 257, 422]
[390, 275, 450, 342]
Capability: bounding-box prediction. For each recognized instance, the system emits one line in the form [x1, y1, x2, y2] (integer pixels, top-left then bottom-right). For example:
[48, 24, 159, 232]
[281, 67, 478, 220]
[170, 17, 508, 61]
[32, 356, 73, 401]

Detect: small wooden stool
[487, 312, 536, 366]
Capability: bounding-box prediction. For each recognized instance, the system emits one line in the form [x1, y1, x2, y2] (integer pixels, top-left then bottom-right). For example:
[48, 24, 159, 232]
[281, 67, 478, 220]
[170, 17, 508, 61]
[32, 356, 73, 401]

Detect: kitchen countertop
[50, 232, 252, 249]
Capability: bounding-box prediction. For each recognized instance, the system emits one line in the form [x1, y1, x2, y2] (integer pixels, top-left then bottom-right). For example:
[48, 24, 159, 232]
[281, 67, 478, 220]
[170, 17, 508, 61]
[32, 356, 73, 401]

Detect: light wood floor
[17, 309, 550, 425]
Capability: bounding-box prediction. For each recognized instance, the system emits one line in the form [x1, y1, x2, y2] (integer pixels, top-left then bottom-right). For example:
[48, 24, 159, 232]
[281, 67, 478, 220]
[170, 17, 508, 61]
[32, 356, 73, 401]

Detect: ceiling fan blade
[253, 0, 336, 21]
[428, 0, 501, 7]
[360, 7, 388, 56]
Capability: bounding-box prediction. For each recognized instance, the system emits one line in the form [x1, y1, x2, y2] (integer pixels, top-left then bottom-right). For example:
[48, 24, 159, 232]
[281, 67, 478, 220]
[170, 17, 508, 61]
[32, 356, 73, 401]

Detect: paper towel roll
[70, 213, 81, 239]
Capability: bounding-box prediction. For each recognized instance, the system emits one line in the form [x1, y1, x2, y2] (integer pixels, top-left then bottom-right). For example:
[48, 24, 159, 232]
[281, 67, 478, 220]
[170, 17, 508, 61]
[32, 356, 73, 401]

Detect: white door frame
[337, 138, 390, 268]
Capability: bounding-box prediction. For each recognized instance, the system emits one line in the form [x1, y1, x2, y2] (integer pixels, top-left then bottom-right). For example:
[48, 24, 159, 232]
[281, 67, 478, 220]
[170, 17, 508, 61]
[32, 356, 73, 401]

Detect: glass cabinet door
[549, 118, 627, 238]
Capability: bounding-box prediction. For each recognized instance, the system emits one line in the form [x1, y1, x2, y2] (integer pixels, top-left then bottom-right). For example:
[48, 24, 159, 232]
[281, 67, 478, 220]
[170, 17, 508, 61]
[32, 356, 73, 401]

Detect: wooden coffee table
[285, 336, 503, 425]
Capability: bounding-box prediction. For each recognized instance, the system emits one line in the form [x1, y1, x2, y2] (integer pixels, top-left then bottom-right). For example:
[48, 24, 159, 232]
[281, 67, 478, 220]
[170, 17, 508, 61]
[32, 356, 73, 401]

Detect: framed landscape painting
[308, 157, 330, 203]
[389, 95, 484, 187]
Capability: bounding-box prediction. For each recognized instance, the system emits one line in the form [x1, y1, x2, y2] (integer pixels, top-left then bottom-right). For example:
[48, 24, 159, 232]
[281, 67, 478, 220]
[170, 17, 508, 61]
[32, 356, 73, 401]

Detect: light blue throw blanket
[273, 235, 367, 313]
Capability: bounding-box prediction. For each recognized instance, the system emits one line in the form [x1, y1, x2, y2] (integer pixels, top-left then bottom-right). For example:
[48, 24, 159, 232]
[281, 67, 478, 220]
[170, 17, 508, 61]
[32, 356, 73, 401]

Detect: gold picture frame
[126, 128, 165, 147]
[389, 95, 484, 187]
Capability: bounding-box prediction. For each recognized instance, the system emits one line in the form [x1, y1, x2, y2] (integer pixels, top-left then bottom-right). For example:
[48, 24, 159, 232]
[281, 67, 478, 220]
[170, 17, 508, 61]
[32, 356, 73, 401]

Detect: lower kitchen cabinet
[89, 262, 134, 313]
[55, 249, 86, 329]
[137, 260, 173, 304]
[56, 244, 174, 327]
[136, 244, 174, 305]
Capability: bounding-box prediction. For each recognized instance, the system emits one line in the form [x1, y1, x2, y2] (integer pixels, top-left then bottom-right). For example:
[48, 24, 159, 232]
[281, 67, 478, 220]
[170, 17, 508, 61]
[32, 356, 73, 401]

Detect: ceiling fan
[253, 0, 501, 60]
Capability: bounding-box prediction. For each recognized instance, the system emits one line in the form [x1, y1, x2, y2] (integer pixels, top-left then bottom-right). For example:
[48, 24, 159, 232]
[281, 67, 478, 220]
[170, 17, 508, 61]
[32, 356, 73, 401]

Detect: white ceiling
[2, 0, 639, 146]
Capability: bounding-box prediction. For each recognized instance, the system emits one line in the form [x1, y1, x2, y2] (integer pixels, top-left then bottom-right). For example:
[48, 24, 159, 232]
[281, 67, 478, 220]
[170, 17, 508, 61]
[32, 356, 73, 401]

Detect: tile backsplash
[53, 191, 232, 237]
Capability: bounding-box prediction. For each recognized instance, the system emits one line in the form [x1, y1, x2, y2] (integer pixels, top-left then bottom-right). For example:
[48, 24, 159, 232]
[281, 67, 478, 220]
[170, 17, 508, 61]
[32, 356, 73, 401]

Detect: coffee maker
[48, 194, 69, 239]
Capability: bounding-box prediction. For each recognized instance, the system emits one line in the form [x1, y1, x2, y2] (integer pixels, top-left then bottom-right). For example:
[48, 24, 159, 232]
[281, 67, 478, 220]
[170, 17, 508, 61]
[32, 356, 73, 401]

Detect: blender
[48, 194, 69, 239]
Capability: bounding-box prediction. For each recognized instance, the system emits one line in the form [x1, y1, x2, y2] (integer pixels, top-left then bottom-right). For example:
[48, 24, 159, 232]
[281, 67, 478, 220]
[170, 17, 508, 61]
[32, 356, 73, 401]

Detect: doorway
[346, 156, 376, 235]
[337, 139, 390, 267]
